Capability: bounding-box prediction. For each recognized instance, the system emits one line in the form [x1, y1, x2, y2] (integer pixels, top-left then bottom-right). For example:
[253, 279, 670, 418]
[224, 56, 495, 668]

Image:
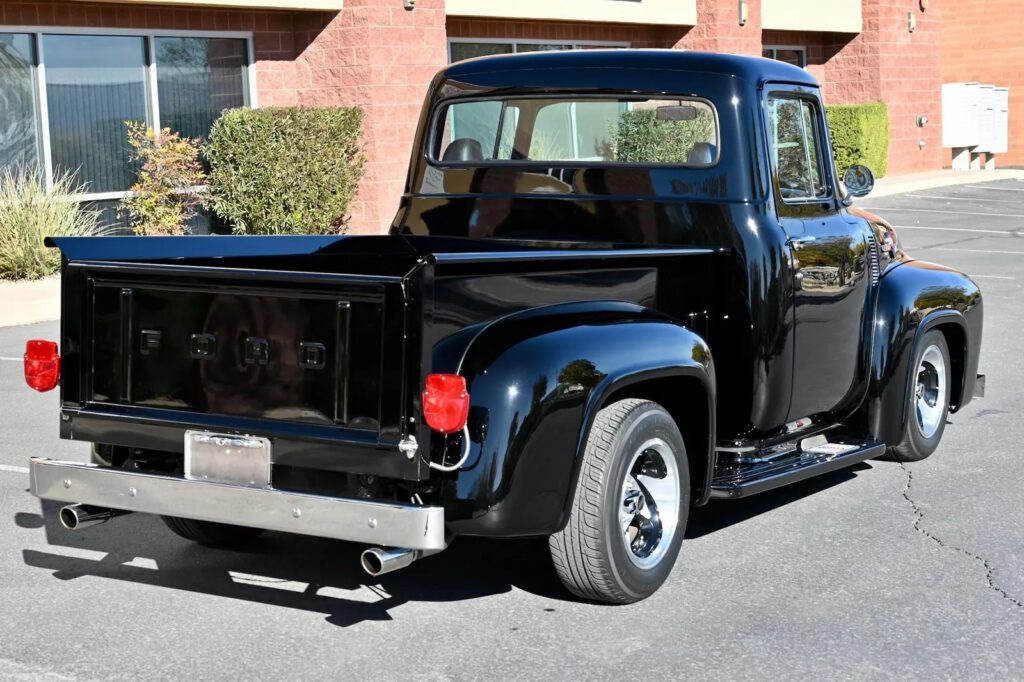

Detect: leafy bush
[613, 108, 714, 163]
[0, 167, 99, 280]
[826, 101, 889, 179]
[119, 122, 206, 236]
[204, 107, 364, 235]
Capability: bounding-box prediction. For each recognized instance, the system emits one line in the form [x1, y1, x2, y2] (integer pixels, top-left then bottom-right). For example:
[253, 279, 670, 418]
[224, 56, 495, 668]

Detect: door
[766, 89, 873, 421]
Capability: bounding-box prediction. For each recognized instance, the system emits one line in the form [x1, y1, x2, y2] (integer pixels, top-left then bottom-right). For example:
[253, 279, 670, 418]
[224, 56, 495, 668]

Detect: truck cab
[28, 51, 983, 604]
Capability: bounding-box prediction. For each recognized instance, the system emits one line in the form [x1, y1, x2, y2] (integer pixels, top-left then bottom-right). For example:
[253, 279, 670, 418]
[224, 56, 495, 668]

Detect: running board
[709, 440, 885, 499]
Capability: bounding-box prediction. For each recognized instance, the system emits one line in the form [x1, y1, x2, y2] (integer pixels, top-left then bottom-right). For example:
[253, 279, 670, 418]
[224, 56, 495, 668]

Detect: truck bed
[49, 235, 718, 486]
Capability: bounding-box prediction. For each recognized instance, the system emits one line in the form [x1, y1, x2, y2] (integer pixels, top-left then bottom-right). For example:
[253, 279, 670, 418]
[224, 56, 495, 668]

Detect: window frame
[762, 45, 807, 69]
[429, 93, 721, 170]
[447, 37, 630, 63]
[1, 25, 256, 202]
[764, 90, 835, 206]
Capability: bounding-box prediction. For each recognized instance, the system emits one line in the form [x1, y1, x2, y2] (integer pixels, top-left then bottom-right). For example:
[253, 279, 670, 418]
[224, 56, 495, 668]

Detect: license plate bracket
[184, 431, 272, 488]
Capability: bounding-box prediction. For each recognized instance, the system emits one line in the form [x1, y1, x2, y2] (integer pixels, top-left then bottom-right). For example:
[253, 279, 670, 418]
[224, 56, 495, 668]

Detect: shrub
[826, 101, 889, 179]
[204, 107, 365, 235]
[119, 122, 206, 236]
[613, 108, 714, 163]
[0, 167, 99, 280]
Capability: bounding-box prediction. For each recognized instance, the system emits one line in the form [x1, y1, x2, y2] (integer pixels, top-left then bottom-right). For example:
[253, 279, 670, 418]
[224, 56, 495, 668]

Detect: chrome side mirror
[843, 164, 875, 199]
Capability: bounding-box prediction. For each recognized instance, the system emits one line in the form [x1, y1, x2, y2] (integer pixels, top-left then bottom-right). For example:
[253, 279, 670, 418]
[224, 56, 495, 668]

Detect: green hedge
[826, 101, 889, 179]
[204, 106, 364, 235]
[614, 108, 714, 163]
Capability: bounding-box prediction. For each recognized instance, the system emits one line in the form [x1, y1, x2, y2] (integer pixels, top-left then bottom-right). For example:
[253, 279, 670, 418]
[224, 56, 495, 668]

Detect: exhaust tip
[58, 505, 79, 530]
[360, 547, 422, 576]
[58, 504, 120, 531]
[361, 548, 385, 576]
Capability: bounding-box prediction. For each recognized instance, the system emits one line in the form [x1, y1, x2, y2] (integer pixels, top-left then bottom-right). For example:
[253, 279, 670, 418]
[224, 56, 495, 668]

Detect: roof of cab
[441, 49, 819, 89]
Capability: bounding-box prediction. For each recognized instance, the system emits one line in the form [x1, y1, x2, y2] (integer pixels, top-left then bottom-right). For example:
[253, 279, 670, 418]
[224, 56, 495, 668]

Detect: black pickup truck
[26, 51, 983, 604]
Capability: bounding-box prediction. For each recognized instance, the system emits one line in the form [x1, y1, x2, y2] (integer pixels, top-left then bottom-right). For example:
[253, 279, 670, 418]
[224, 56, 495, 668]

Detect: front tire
[884, 329, 951, 462]
[550, 399, 690, 604]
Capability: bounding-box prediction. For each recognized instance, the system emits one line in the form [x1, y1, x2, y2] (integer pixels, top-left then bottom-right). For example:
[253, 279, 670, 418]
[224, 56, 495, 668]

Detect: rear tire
[162, 516, 265, 546]
[883, 329, 951, 462]
[550, 399, 690, 604]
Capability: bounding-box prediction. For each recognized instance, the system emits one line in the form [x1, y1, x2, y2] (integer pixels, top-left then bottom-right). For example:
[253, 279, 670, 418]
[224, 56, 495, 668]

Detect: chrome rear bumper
[28, 458, 446, 550]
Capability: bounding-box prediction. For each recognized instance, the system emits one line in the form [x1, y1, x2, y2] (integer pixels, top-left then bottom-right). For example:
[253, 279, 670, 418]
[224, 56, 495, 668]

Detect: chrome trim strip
[29, 458, 445, 550]
[433, 247, 718, 264]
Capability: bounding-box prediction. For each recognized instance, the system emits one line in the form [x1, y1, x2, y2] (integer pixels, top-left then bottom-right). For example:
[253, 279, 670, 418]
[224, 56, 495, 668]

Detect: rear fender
[435, 301, 715, 537]
[868, 261, 983, 444]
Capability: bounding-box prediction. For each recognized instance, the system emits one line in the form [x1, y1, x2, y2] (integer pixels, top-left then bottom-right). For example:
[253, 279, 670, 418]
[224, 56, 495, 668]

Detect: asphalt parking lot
[1, 179, 1022, 681]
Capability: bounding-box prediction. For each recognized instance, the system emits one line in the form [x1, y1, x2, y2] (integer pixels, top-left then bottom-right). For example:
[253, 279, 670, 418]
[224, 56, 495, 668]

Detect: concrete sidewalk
[0, 277, 61, 328]
[868, 168, 1024, 198]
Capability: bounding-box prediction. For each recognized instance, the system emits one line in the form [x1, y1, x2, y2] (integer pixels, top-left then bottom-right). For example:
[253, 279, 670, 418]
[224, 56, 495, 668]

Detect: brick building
[940, 1, 1023, 167]
[0, 0, 1014, 234]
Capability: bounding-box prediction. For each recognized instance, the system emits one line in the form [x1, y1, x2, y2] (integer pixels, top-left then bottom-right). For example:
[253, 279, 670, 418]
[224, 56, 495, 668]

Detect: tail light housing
[24, 339, 60, 392]
[422, 374, 469, 434]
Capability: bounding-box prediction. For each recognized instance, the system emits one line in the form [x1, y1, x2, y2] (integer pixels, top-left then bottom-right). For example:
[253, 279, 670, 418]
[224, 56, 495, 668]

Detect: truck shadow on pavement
[15, 463, 872, 625]
[17, 499, 559, 627]
[685, 462, 871, 538]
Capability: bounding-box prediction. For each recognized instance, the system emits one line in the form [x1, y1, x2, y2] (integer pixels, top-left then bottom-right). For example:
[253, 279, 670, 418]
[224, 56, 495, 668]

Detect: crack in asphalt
[900, 464, 1023, 610]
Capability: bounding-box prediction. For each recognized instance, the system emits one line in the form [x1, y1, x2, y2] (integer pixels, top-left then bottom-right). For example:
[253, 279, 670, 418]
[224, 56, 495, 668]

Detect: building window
[448, 38, 628, 63]
[763, 46, 807, 68]
[43, 34, 150, 195]
[155, 37, 250, 141]
[0, 33, 41, 175]
[0, 29, 253, 203]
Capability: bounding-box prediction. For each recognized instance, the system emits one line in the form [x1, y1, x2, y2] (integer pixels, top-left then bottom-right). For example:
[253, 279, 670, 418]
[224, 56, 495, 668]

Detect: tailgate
[52, 236, 429, 481]
[91, 275, 377, 427]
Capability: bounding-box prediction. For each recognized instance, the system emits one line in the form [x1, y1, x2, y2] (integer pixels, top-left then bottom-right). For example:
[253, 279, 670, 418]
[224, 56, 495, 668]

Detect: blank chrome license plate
[184, 431, 271, 488]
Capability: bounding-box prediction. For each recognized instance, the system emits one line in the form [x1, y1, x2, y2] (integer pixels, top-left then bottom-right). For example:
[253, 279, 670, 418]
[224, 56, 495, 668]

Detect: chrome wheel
[915, 344, 947, 439]
[552, 399, 690, 603]
[619, 438, 681, 569]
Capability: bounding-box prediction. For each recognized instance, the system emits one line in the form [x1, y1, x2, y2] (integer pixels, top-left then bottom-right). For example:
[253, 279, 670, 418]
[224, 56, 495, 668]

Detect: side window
[440, 101, 520, 161]
[768, 96, 828, 200]
[530, 102, 575, 160]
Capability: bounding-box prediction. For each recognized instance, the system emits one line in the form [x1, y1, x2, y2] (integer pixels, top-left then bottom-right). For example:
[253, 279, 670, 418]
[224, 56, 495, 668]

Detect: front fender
[868, 260, 983, 444]
[437, 301, 714, 537]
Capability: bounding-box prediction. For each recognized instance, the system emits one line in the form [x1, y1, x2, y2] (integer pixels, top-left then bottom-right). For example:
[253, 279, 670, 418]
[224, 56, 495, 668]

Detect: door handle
[788, 235, 817, 250]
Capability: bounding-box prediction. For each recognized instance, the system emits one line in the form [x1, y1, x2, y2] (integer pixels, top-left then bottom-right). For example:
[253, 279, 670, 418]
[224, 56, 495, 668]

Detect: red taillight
[24, 339, 60, 392]
[422, 373, 470, 434]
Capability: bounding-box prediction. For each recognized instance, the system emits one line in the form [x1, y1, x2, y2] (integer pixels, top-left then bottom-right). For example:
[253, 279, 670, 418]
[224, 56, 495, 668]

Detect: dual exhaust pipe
[60, 503, 440, 577]
[359, 546, 442, 577]
[58, 503, 126, 530]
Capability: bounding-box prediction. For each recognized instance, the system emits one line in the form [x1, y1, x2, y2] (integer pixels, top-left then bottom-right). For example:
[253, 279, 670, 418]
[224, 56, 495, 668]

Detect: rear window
[432, 96, 719, 167]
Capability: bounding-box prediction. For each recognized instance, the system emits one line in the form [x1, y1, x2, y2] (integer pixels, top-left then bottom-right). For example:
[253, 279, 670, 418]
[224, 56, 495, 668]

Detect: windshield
[433, 96, 719, 166]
